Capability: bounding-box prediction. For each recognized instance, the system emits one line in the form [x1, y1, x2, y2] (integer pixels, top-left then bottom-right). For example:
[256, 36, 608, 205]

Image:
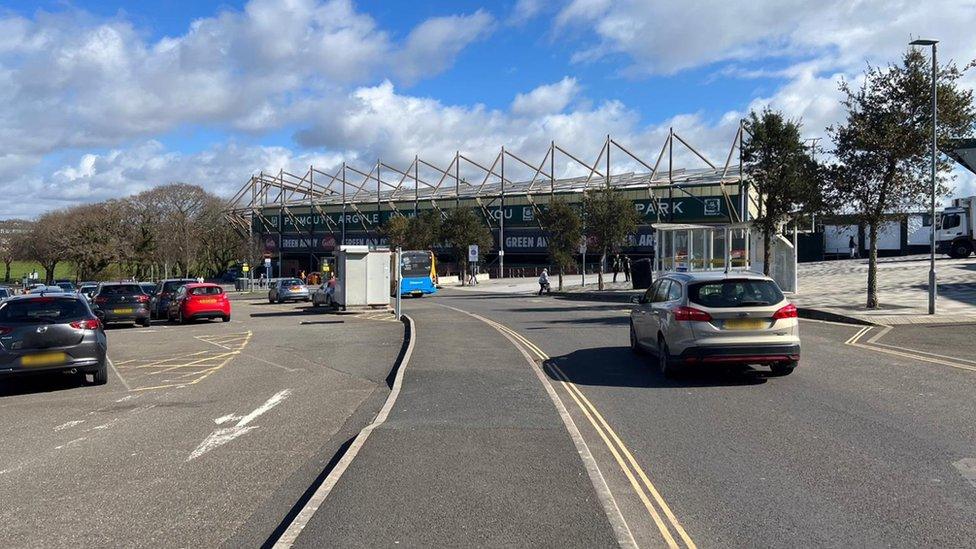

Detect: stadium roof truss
[224, 125, 756, 238]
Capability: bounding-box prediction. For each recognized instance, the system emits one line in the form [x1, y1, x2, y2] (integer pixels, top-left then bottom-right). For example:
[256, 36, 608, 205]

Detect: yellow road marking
[118, 331, 253, 391]
[482, 318, 696, 549]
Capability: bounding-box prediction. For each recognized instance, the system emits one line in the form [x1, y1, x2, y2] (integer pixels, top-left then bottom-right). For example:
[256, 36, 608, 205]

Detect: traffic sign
[468, 244, 479, 262]
[578, 238, 587, 254]
[242, 263, 250, 273]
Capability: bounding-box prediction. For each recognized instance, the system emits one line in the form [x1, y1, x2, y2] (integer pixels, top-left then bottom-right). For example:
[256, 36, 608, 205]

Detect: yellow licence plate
[114, 308, 134, 314]
[724, 318, 765, 330]
[21, 352, 67, 367]
[199, 299, 217, 304]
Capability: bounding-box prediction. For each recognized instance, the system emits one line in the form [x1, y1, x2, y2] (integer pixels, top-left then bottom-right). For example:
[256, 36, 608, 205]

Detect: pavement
[0, 298, 405, 548]
[420, 289, 976, 548]
[289, 299, 621, 547]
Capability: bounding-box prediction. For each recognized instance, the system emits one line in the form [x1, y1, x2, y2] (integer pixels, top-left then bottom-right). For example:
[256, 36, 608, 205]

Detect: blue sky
[0, 0, 972, 217]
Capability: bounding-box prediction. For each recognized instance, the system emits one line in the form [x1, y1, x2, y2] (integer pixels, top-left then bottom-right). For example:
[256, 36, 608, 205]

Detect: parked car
[0, 286, 12, 300]
[139, 282, 157, 297]
[0, 293, 108, 385]
[167, 283, 231, 323]
[92, 283, 151, 327]
[311, 284, 336, 308]
[150, 278, 197, 319]
[55, 281, 75, 293]
[78, 283, 99, 302]
[268, 278, 310, 303]
[29, 285, 65, 294]
[630, 271, 800, 377]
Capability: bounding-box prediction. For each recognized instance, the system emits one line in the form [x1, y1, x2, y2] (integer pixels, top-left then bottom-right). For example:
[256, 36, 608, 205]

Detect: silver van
[630, 271, 800, 376]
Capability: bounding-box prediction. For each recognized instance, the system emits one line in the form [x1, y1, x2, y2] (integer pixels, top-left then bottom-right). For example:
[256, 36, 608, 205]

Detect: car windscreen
[401, 252, 432, 278]
[99, 284, 143, 295]
[190, 286, 223, 296]
[0, 298, 89, 323]
[688, 279, 784, 308]
[162, 280, 193, 293]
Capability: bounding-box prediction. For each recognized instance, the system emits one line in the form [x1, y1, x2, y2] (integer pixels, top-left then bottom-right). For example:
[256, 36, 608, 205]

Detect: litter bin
[631, 258, 653, 290]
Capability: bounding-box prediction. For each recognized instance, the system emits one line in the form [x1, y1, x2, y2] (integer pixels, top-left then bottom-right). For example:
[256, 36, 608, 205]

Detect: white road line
[272, 315, 415, 548]
[53, 420, 85, 432]
[107, 356, 132, 391]
[186, 389, 292, 462]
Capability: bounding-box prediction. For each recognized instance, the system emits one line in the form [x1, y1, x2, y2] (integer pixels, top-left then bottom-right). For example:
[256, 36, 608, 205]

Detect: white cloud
[395, 10, 495, 84]
[511, 77, 580, 117]
[509, 0, 546, 25]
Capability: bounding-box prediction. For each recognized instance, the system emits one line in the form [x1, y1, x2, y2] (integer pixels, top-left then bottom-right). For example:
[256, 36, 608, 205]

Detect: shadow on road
[0, 372, 88, 397]
[525, 315, 629, 327]
[249, 308, 336, 318]
[544, 346, 771, 388]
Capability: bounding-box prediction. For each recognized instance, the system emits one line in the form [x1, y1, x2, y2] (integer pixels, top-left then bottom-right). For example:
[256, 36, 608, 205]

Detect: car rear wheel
[89, 363, 108, 386]
[629, 323, 643, 354]
[770, 360, 797, 376]
[658, 338, 678, 378]
[139, 318, 150, 328]
[222, 315, 230, 322]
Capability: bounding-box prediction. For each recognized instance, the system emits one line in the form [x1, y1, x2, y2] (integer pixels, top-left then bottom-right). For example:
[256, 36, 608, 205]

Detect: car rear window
[163, 280, 194, 292]
[688, 279, 784, 308]
[99, 284, 143, 295]
[0, 298, 89, 323]
[190, 286, 223, 296]
[281, 279, 303, 286]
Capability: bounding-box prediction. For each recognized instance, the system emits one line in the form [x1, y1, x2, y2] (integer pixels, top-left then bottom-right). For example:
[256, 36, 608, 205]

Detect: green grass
[3, 261, 77, 283]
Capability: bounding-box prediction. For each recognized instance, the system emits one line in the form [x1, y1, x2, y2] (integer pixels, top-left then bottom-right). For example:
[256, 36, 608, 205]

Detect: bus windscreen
[401, 252, 432, 278]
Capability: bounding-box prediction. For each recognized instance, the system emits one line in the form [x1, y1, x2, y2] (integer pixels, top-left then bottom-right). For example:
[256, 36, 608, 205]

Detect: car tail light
[772, 303, 798, 319]
[673, 306, 712, 322]
[0, 326, 11, 335]
[70, 318, 102, 330]
[136, 294, 150, 303]
[160, 291, 171, 299]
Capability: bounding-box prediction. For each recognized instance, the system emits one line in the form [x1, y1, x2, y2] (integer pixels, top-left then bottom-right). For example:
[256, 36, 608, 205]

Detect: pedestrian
[299, 270, 306, 283]
[624, 256, 631, 282]
[612, 254, 621, 283]
[324, 272, 338, 304]
[538, 268, 551, 295]
[848, 235, 858, 259]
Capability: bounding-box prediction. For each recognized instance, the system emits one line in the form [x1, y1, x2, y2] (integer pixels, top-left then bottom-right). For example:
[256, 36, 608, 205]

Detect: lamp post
[911, 38, 938, 315]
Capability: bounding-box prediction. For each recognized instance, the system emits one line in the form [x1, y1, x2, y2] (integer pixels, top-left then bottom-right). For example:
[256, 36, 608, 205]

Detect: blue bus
[398, 250, 437, 296]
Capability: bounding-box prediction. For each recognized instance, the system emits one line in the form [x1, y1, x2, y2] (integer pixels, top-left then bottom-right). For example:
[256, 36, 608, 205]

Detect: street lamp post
[911, 38, 939, 315]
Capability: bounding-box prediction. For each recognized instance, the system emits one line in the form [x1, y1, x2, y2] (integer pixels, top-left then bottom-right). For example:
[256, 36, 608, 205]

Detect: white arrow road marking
[187, 389, 292, 462]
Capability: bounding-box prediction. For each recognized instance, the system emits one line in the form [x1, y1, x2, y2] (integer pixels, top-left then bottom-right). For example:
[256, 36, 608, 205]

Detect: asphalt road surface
[429, 289, 976, 548]
[0, 296, 404, 548]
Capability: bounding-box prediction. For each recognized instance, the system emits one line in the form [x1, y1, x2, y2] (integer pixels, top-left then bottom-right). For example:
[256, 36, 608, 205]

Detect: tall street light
[911, 38, 938, 315]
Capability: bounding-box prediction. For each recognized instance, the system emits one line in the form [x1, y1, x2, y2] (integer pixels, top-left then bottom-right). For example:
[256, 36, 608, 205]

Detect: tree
[824, 49, 976, 308]
[405, 210, 443, 250]
[62, 203, 128, 281]
[441, 207, 492, 286]
[381, 215, 411, 250]
[0, 219, 30, 282]
[538, 199, 583, 291]
[20, 210, 70, 283]
[742, 108, 823, 275]
[583, 185, 640, 290]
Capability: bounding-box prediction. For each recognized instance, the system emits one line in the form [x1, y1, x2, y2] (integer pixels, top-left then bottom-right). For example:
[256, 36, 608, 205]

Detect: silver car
[630, 271, 800, 377]
[268, 278, 310, 303]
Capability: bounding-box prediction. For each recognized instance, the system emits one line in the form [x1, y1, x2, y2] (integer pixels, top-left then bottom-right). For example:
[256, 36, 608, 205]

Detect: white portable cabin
[334, 245, 392, 310]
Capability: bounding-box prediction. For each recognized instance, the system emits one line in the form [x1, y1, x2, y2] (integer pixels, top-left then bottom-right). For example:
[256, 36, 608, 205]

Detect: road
[0, 296, 405, 548]
[428, 289, 976, 548]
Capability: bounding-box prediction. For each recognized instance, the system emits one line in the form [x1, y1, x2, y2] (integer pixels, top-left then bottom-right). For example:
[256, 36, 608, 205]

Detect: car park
[268, 278, 310, 303]
[139, 282, 157, 297]
[150, 278, 197, 319]
[92, 283, 151, 327]
[0, 293, 108, 385]
[630, 271, 800, 377]
[55, 281, 76, 293]
[78, 283, 98, 301]
[167, 283, 231, 323]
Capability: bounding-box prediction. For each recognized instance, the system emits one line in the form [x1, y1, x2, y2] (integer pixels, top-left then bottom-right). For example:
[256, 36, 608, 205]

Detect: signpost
[578, 238, 587, 286]
[264, 257, 272, 279]
[468, 245, 479, 284]
[395, 247, 402, 320]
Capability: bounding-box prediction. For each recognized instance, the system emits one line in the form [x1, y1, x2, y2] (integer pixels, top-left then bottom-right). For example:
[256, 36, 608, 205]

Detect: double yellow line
[482, 317, 696, 549]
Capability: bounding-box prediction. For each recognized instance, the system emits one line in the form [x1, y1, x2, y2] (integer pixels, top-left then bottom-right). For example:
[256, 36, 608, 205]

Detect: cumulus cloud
[511, 77, 580, 117]
[395, 10, 495, 84]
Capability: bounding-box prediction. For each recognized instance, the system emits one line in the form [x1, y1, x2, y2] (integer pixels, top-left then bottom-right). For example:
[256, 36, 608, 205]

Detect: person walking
[612, 254, 621, 283]
[848, 235, 858, 259]
[624, 256, 631, 282]
[538, 269, 551, 295]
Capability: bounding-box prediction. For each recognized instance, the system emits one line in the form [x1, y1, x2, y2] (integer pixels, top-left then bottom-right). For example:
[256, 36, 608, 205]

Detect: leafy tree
[405, 209, 443, 250]
[20, 210, 70, 283]
[0, 219, 30, 282]
[583, 185, 640, 290]
[825, 49, 976, 308]
[63, 202, 128, 281]
[538, 199, 583, 291]
[381, 215, 411, 250]
[742, 108, 823, 276]
[441, 207, 492, 286]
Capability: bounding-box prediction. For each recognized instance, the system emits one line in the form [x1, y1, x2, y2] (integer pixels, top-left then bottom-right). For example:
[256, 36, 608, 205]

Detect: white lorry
[936, 195, 976, 258]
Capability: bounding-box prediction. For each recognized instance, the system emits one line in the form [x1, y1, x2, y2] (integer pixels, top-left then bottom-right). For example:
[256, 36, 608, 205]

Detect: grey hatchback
[268, 278, 310, 303]
[0, 294, 108, 385]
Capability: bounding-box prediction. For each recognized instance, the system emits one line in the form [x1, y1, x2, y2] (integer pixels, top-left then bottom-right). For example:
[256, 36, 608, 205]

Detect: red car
[167, 283, 231, 323]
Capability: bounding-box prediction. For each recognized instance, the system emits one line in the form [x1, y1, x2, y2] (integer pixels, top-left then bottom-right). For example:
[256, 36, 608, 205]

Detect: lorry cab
[936, 196, 976, 258]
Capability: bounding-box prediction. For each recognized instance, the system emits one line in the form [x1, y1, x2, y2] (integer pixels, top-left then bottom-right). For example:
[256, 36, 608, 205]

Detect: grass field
[3, 261, 76, 283]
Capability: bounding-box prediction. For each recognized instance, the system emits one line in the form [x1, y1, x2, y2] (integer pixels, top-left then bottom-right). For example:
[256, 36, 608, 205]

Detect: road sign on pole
[468, 244, 479, 262]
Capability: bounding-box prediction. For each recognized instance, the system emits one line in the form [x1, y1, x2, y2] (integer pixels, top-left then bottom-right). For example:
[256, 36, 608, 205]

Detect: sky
[0, 0, 974, 218]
